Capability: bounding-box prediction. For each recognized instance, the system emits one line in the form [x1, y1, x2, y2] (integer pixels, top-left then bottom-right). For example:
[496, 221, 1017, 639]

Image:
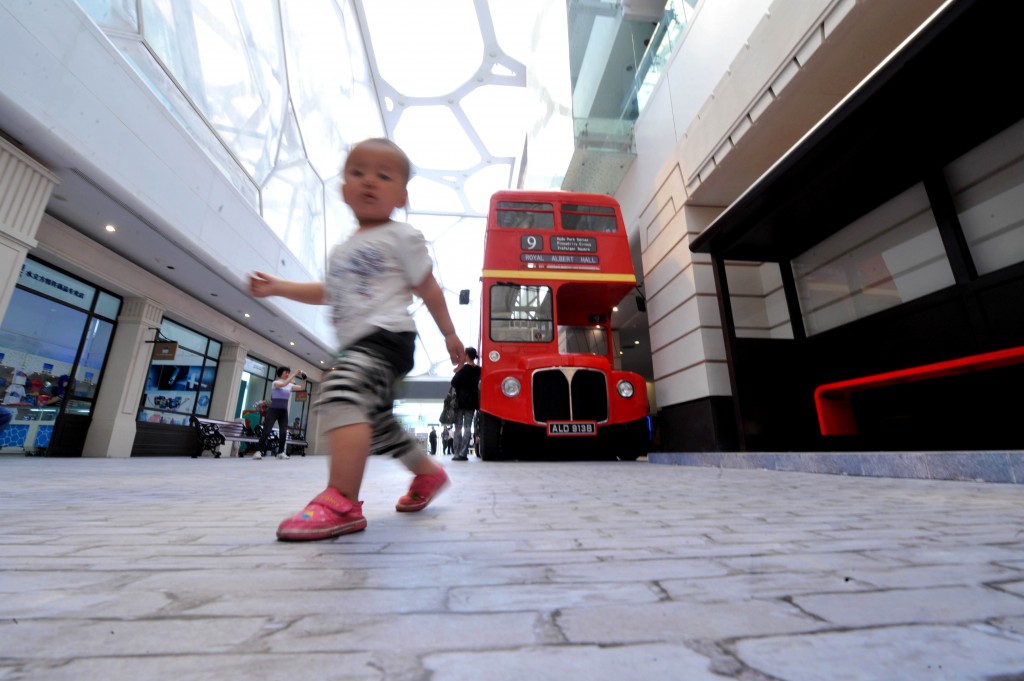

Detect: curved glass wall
[76, 0, 560, 377]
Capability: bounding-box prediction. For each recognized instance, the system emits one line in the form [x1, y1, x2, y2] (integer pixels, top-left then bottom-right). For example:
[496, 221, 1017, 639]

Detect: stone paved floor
[1, 453, 1024, 680]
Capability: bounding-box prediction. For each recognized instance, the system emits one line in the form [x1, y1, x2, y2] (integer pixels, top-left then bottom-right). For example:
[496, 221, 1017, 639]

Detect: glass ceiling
[75, 0, 574, 378]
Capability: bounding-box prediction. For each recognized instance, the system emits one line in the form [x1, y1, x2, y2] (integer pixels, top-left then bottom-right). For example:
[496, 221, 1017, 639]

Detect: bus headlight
[616, 380, 635, 398]
[501, 376, 521, 397]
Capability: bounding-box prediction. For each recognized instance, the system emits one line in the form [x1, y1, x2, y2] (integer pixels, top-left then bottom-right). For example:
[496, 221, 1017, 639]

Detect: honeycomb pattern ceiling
[77, 0, 569, 377]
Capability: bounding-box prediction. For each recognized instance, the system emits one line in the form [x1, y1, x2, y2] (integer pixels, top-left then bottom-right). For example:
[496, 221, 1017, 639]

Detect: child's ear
[397, 188, 408, 209]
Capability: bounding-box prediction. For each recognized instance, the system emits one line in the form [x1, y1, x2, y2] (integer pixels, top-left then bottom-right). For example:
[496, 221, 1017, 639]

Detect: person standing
[441, 425, 453, 456]
[450, 347, 480, 461]
[428, 426, 438, 456]
[250, 137, 464, 542]
[255, 366, 306, 460]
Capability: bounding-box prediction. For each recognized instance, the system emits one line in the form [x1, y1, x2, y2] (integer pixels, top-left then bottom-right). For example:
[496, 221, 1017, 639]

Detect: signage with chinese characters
[17, 260, 96, 311]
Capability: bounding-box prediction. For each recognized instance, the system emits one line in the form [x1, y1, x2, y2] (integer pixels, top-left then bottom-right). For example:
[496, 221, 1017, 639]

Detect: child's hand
[249, 271, 277, 298]
[445, 334, 466, 370]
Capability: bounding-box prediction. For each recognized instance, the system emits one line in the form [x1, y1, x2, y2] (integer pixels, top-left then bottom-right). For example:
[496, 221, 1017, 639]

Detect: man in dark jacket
[450, 347, 480, 460]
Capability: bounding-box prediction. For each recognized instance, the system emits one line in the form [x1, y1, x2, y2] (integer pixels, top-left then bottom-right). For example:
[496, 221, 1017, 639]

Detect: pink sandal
[396, 467, 449, 512]
[277, 488, 366, 541]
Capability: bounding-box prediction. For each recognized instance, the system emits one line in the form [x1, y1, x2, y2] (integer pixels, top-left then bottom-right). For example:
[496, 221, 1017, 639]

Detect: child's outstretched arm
[413, 273, 465, 368]
[250, 271, 326, 305]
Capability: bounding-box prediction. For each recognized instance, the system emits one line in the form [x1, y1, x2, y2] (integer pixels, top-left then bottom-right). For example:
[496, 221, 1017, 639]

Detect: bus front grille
[532, 368, 608, 423]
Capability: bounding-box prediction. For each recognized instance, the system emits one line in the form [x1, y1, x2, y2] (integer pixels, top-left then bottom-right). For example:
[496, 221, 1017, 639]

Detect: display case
[0, 405, 60, 453]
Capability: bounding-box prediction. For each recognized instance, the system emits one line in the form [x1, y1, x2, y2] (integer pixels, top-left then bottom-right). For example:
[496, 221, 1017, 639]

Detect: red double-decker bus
[476, 190, 650, 460]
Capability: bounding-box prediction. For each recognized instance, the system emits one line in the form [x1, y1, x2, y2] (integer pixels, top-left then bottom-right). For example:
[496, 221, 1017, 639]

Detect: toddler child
[250, 138, 464, 541]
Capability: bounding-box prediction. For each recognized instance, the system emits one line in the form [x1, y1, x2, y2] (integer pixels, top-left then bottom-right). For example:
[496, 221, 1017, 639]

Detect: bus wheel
[478, 413, 502, 461]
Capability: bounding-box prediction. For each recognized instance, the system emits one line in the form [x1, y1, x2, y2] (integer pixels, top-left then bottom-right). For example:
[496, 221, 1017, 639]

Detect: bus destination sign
[521, 253, 599, 266]
[550, 235, 597, 253]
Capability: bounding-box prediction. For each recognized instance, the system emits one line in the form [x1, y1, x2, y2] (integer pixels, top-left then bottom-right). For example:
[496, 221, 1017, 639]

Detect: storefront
[0, 257, 121, 456]
[131, 318, 222, 456]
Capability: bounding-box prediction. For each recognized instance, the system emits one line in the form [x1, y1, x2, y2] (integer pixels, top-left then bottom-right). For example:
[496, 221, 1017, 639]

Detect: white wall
[613, 0, 941, 411]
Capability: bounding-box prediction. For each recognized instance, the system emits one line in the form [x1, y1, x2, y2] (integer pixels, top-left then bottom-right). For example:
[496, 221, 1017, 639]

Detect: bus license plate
[547, 421, 597, 436]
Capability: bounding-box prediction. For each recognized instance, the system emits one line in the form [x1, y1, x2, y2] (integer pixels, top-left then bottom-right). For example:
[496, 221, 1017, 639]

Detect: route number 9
[521, 235, 543, 251]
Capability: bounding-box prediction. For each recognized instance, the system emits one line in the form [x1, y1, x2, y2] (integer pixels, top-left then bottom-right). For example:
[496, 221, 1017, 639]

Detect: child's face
[342, 142, 409, 226]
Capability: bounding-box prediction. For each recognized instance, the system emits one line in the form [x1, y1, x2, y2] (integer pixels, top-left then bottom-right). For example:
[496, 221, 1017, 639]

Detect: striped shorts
[314, 345, 416, 459]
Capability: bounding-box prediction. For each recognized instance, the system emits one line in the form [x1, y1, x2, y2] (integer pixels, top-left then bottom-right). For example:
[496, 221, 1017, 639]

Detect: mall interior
[0, 0, 1022, 476]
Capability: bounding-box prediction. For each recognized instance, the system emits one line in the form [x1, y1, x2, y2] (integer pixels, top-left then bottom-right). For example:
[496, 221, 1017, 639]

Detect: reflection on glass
[73, 318, 114, 406]
[945, 120, 1024, 277]
[558, 326, 608, 355]
[0, 288, 87, 415]
[561, 204, 617, 232]
[792, 184, 954, 336]
[496, 202, 555, 229]
[95, 291, 122, 319]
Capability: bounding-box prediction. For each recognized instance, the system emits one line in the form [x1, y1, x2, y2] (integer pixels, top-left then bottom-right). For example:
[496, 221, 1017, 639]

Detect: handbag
[439, 385, 457, 425]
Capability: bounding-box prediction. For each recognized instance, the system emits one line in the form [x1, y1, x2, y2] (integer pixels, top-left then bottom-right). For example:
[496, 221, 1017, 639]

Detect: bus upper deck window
[496, 201, 554, 229]
[561, 204, 617, 233]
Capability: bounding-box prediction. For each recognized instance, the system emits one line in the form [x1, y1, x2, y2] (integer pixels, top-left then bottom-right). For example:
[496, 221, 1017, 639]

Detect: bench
[814, 345, 1024, 435]
[190, 416, 308, 458]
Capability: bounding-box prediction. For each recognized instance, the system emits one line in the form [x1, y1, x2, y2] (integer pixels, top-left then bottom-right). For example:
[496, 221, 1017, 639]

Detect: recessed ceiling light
[105, 224, 116, 232]
[289, 341, 295, 346]
[634, 340, 640, 345]
[320, 360, 325, 364]
[613, 306, 618, 312]
[244, 313, 251, 318]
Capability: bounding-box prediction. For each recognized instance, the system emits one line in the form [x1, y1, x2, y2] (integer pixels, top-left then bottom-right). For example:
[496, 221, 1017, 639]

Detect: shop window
[239, 356, 270, 419]
[792, 183, 956, 336]
[138, 319, 220, 427]
[0, 258, 121, 454]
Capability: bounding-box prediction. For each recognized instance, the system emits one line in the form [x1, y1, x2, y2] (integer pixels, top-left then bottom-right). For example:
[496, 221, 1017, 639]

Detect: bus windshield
[489, 284, 554, 343]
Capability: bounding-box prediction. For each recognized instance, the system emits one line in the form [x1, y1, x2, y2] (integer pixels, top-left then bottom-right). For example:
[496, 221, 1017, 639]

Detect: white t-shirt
[326, 220, 433, 351]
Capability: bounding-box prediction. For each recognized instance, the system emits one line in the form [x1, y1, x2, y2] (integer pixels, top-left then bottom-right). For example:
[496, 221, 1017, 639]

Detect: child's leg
[326, 422, 372, 503]
[397, 446, 443, 476]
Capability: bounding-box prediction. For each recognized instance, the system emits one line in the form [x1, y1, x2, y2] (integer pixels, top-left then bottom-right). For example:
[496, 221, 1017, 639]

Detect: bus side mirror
[459, 289, 470, 305]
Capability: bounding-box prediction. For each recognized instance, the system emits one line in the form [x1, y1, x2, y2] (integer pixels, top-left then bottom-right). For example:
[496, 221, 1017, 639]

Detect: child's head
[342, 138, 412, 226]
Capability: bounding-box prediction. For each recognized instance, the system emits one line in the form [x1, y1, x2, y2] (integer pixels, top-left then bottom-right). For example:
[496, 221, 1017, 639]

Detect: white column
[209, 342, 246, 420]
[0, 137, 60, 319]
[82, 297, 165, 458]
